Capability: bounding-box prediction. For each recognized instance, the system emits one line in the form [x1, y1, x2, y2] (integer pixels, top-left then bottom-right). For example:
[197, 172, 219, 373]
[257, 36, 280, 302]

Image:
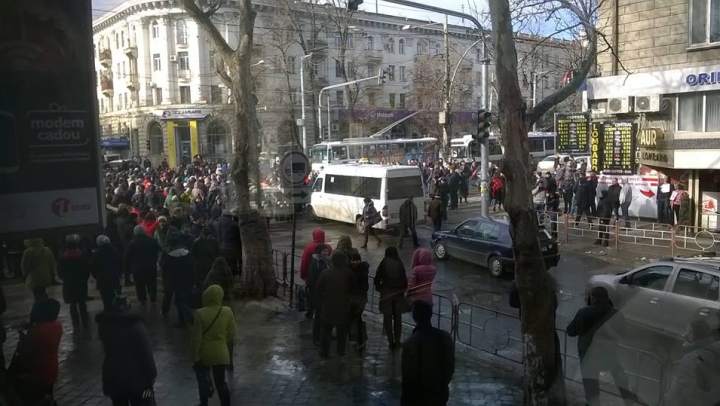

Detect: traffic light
[476, 109, 492, 141]
[145, 139, 151, 151]
[348, 0, 364, 10]
[378, 67, 387, 85]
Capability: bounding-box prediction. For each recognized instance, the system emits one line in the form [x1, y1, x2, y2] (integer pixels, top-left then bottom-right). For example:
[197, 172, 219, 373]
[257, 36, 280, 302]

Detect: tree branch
[177, 0, 234, 57]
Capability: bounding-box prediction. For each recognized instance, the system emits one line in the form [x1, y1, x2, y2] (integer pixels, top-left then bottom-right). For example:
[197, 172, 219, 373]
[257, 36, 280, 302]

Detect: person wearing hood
[10, 299, 63, 405]
[348, 253, 370, 350]
[361, 198, 383, 249]
[96, 296, 157, 406]
[335, 234, 358, 259]
[127, 225, 159, 295]
[375, 247, 408, 348]
[299, 228, 330, 283]
[398, 196, 419, 249]
[154, 216, 178, 249]
[21, 238, 56, 302]
[92, 235, 123, 311]
[191, 285, 235, 406]
[163, 187, 177, 209]
[204, 257, 234, 301]
[315, 251, 351, 358]
[401, 301, 455, 406]
[567, 287, 636, 406]
[216, 210, 242, 277]
[308, 244, 331, 340]
[58, 234, 91, 325]
[141, 212, 159, 237]
[159, 235, 196, 327]
[406, 249, 437, 306]
[595, 189, 613, 247]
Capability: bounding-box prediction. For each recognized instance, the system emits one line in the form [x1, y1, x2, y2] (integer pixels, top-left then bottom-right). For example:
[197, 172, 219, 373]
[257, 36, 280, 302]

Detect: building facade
[590, 0, 720, 226]
[93, 0, 579, 167]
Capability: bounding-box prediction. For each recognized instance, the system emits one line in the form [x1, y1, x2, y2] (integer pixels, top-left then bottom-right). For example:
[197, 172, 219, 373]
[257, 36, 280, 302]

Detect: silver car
[587, 257, 720, 341]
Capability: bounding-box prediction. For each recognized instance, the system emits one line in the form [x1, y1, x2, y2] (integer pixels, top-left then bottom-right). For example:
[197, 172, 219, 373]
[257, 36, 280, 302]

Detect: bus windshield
[312, 146, 328, 163]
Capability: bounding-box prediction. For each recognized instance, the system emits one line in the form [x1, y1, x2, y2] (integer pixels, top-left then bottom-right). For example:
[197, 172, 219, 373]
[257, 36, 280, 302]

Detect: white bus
[308, 163, 426, 234]
[450, 132, 557, 163]
[311, 137, 439, 170]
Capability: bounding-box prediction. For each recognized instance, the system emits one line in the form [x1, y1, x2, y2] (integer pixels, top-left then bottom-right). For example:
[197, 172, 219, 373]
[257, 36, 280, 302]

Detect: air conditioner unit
[634, 95, 661, 113]
[331, 123, 339, 131]
[607, 97, 631, 114]
[169, 55, 178, 62]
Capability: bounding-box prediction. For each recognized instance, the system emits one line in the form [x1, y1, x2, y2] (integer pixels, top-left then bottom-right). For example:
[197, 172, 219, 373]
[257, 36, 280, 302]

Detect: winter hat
[96, 235, 111, 246]
[133, 225, 146, 235]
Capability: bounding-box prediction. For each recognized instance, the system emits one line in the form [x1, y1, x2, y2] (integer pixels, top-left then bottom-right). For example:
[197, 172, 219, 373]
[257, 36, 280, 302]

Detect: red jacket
[20, 321, 63, 387]
[300, 229, 330, 281]
[407, 248, 437, 305]
[141, 219, 159, 237]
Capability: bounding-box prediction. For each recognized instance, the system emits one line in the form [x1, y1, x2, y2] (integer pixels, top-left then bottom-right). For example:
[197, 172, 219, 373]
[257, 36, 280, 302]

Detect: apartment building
[590, 0, 720, 226]
[93, 0, 578, 167]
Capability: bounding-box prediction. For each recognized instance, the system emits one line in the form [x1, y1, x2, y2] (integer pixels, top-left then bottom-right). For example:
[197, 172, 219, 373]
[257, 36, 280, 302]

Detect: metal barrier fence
[269, 248, 667, 404]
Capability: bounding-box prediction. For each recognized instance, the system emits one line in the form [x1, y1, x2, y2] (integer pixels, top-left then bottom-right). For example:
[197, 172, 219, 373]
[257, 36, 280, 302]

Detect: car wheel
[307, 206, 322, 223]
[488, 256, 504, 277]
[356, 217, 366, 235]
[434, 242, 448, 260]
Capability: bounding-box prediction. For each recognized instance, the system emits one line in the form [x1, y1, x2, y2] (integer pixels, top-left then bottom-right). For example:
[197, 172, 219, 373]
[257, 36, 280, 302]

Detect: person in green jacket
[154, 216, 178, 249]
[191, 285, 235, 406]
[21, 238, 57, 302]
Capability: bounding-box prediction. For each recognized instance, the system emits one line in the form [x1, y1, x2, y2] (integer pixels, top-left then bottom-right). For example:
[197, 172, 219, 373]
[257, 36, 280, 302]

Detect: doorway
[175, 123, 191, 164]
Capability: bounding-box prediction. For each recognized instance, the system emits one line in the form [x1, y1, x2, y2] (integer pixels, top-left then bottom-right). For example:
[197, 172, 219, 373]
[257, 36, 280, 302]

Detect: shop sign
[639, 128, 664, 148]
[153, 109, 213, 120]
[686, 71, 720, 86]
[639, 148, 674, 167]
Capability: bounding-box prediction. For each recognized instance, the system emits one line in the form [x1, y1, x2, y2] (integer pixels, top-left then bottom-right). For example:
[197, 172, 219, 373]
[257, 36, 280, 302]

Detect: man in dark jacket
[398, 196, 419, 249]
[544, 172, 558, 195]
[562, 175, 575, 214]
[606, 177, 622, 221]
[574, 177, 593, 226]
[124, 225, 161, 305]
[315, 251, 350, 358]
[567, 287, 636, 406]
[92, 236, 123, 311]
[427, 194, 444, 231]
[159, 236, 196, 327]
[595, 190, 613, 247]
[191, 227, 220, 285]
[448, 170, 461, 210]
[401, 301, 455, 405]
[588, 171, 599, 215]
[656, 176, 673, 225]
[215, 211, 242, 277]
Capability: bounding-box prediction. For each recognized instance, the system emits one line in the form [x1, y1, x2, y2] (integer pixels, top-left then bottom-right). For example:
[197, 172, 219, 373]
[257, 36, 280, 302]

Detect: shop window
[677, 91, 720, 132]
[148, 122, 164, 155]
[206, 122, 230, 155]
[690, 0, 720, 45]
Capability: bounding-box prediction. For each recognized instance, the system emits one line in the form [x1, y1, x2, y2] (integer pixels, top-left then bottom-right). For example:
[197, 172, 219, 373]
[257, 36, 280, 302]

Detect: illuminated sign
[590, 123, 600, 172]
[589, 121, 637, 175]
[555, 113, 590, 154]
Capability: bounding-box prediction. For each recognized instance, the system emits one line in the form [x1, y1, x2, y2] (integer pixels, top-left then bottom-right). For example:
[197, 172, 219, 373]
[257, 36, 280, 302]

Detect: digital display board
[555, 113, 590, 154]
[588, 121, 637, 175]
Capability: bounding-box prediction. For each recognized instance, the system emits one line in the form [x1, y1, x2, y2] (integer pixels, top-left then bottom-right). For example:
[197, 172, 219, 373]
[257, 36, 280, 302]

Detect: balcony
[125, 73, 138, 90]
[123, 44, 137, 59]
[178, 69, 192, 82]
[363, 49, 383, 63]
[101, 77, 114, 97]
[99, 49, 112, 67]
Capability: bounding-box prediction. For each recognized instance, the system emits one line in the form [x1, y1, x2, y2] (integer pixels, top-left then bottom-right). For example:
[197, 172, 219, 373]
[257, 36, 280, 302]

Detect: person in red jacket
[406, 248, 437, 306]
[299, 229, 330, 283]
[10, 298, 63, 405]
[141, 212, 159, 237]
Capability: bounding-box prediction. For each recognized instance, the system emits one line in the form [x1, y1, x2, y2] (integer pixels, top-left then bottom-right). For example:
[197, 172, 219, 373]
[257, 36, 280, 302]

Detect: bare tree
[265, 21, 302, 148]
[179, 0, 277, 298]
[487, 0, 597, 403]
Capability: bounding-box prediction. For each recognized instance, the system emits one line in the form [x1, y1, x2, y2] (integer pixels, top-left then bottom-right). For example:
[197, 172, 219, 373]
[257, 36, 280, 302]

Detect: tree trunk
[488, 0, 565, 404]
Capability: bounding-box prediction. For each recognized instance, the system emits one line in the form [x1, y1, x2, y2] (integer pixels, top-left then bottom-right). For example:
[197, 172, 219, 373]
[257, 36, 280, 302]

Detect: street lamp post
[299, 54, 313, 153]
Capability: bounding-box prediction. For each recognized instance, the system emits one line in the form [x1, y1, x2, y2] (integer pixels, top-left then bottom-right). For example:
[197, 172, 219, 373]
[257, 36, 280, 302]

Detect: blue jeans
[620, 202, 631, 223]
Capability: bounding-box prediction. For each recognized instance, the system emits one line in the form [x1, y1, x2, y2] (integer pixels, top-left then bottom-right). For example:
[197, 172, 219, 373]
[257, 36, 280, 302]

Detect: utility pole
[480, 38, 490, 217]
[442, 14, 451, 161]
[299, 53, 313, 153]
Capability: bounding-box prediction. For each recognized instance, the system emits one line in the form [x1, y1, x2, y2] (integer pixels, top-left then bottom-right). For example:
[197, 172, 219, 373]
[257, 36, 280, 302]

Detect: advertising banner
[0, 1, 103, 235]
[555, 113, 590, 154]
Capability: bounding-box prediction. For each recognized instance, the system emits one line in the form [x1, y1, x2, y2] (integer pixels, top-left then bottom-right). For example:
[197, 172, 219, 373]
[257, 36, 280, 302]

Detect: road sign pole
[289, 153, 297, 307]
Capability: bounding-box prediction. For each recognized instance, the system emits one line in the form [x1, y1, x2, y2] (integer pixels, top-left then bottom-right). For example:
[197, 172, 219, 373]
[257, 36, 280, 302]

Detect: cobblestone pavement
[2, 281, 528, 406]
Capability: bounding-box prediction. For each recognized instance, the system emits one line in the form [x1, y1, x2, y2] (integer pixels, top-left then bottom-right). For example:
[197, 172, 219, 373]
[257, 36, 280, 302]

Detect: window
[122, 61, 126, 77]
[476, 47, 482, 62]
[368, 92, 376, 107]
[672, 269, 720, 300]
[434, 43, 441, 55]
[457, 220, 479, 237]
[324, 175, 382, 199]
[475, 222, 500, 240]
[387, 176, 423, 200]
[123, 93, 128, 109]
[399, 66, 406, 82]
[336, 90, 344, 106]
[417, 41, 426, 54]
[399, 38, 405, 54]
[366, 36, 374, 50]
[312, 146, 328, 162]
[690, 0, 720, 45]
[286, 56, 296, 74]
[528, 139, 544, 152]
[335, 60, 343, 77]
[312, 178, 323, 192]
[331, 146, 348, 160]
[151, 21, 160, 39]
[148, 122, 164, 155]
[154, 87, 163, 105]
[206, 122, 230, 155]
[121, 31, 125, 48]
[399, 94, 406, 109]
[389, 93, 396, 108]
[153, 53, 161, 71]
[347, 61, 357, 77]
[388, 65, 395, 81]
[386, 38, 395, 53]
[115, 32, 119, 48]
[176, 21, 187, 45]
[678, 92, 720, 132]
[178, 51, 190, 70]
[179, 86, 191, 103]
[628, 265, 674, 291]
[210, 86, 223, 104]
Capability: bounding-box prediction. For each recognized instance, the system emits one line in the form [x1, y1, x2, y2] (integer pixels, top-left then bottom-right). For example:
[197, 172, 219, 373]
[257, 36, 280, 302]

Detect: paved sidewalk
[2, 281, 529, 406]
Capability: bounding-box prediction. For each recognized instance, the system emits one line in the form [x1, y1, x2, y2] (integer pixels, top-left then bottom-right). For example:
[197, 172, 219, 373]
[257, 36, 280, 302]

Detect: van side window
[324, 175, 380, 199]
[672, 269, 720, 301]
[312, 178, 323, 192]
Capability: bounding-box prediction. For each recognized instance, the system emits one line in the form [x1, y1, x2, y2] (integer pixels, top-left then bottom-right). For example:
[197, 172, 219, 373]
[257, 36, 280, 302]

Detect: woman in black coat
[374, 247, 408, 348]
[91, 236, 123, 311]
[96, 296, 157, 406]
[58, 234, 91, 325]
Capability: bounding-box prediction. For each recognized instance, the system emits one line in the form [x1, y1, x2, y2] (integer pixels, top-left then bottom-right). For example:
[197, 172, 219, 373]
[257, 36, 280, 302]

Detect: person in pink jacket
[406, 248, 437, 306]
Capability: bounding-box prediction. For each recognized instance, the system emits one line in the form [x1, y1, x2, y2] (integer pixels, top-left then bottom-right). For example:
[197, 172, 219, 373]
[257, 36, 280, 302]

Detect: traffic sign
[279, 150, 311, 186]
[284, 187, 311, 205]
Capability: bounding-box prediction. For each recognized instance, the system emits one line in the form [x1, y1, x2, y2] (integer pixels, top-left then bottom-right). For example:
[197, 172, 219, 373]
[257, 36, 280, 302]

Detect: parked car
[536, 154, 568, 173]
[586, 256, 720, 342]
[431, 216, 560, 277]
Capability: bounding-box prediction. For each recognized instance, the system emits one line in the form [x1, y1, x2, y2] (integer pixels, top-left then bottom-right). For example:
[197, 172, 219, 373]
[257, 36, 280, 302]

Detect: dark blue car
[431, 216, 560, 277]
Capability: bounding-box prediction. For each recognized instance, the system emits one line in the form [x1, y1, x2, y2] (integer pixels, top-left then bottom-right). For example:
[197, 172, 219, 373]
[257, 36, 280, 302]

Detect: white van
[308, 164, 426, 234]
